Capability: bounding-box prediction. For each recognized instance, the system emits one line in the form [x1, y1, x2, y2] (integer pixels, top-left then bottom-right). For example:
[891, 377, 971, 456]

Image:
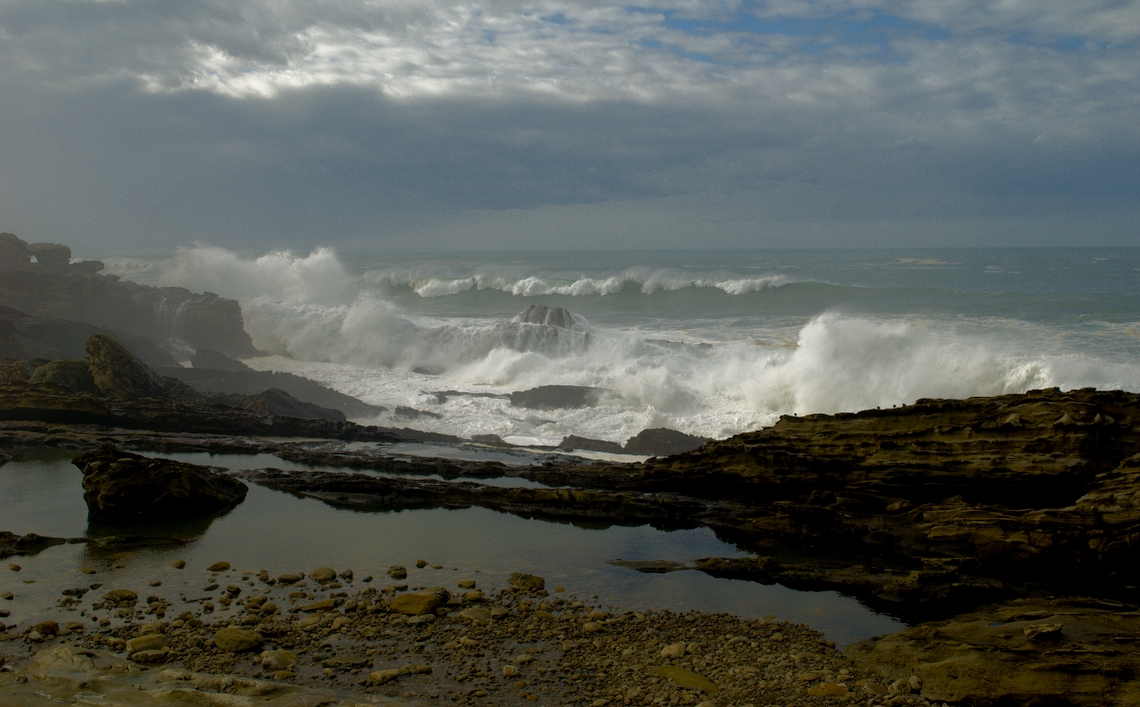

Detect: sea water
[103, 247, 1140, 447]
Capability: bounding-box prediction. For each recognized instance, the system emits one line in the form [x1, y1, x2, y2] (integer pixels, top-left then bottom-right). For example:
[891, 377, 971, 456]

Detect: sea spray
[106, 245, 1140, 444]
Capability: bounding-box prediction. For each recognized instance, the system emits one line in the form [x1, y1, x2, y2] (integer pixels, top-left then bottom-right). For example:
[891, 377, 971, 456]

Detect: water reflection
[0, 450, 906, 646]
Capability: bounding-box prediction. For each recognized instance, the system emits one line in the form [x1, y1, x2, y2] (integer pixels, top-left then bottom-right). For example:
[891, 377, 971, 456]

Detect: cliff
[0, 233, 256, 358]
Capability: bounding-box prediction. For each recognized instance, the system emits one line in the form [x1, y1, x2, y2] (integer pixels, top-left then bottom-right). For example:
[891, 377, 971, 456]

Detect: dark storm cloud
[0, 0, 1137, 251]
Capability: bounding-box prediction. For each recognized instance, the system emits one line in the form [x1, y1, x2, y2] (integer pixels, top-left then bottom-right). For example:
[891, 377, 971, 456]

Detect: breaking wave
[108, 244, 1140, 442]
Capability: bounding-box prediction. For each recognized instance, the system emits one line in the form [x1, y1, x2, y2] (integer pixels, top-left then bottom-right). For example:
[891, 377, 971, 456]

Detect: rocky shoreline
[3, 241, 1140, 703]
[1, 562, 927, 707]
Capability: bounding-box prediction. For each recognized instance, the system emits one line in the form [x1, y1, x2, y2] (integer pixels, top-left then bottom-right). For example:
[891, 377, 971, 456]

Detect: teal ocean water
[105, 247, 1140, 446]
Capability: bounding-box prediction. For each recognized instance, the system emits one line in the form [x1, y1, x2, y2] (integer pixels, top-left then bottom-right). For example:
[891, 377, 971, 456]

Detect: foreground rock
[86, 334, 167, 399]
[75, 444, 248, 522]
[847, 597, 1140, 706]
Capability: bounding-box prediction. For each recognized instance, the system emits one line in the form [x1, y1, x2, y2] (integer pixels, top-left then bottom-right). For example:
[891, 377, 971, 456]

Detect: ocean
[103, 246, 1140, 447]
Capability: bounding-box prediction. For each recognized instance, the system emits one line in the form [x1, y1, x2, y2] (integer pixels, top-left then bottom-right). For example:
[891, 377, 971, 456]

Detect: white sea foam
[110, 245, 1140, 444]
[366, 266, 787, 298]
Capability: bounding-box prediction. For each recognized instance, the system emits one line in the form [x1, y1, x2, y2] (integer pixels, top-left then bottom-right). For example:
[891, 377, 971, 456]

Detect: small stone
[459, 636, 481, 647]
[415, 560, 428, 568]
[139, 621, 165, 635]
[78, 567, 96, 575]
[274, 671, 296, 680]
[390, 592, 442, 616]
[7, 564, 19, 572]
[388, 565, 408, 580]
[260, 601, 279, 614]
[148, 580, 162, 586]
[298, 598, 337, 613]
[464, 591, 484, 601]
[509, 573, 545, 591]
[132, 648, 170, 663]
[339, 569, 353, 581]
[370, 669, 400, 684]
[554, 586, 566, 593]
[490, 607, 509, 620]
[661, 642, 686, 659]
[653, 666, 719, 694]
[170, 560, 186, 569]
[457, 579, 476, 589]
[807, 682, 849, 698]
[583, 621, 603, 633]
[103, 589, 137, 603]
[206, 562, 231, 572]
[459, 607, 491, 621]
[277, 573, 303, 584]
[126, 633, 167, 654]
[310, 567, 337, 583]
[515, 654, 535, 664]
[1, 592, 14, 600]
[503, 665, 519, 676]
[261, 647, 298, 670]
[213, 626, 262, 652]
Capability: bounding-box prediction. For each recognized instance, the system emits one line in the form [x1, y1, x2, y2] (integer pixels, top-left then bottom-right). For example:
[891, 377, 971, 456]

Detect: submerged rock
[509, 385, 609, 410]
[75, 444, 247, 523]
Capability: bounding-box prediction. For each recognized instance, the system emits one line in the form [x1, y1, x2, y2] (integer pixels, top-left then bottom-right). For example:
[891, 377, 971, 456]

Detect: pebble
[457, 579, 476, 589]
[170, 560, 186, 569]
[212, 626, 262, 652]
[8, 564, 20, 572]
[78, 567, 96, 575]
[310, 567, 337, 583]
[388, 565, 408, 580]
[206, 562, 231, 572]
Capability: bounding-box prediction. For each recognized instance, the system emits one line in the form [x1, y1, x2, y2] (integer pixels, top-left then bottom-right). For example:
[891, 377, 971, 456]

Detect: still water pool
[0, 450, 903, 646]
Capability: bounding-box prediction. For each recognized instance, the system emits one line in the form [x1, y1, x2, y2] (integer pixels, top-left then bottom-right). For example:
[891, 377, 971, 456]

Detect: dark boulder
[74, 444, 248, 523]
[86, 334, 166, 399]
[515, 305, 579, 329]
[28, 360, 101, 396]
[623, 428, 710, 456]
[240, 388, 346, 422]
[509, 385, 608, 410]
[558, 435, 625, 454]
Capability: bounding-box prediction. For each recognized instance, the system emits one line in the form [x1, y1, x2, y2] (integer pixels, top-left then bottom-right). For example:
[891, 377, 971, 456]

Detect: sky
[0, 0, 1138, 253]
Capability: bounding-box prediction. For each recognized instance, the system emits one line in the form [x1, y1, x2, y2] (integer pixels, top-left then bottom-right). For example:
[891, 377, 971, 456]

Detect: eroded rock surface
[847, 597, 1140, 706]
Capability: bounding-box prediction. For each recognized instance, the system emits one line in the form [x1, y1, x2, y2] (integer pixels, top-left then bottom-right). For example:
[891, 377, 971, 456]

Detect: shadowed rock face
[86, 334, 166, 399]
[0, 306, 179, 368]
[509, 385, 608, 410]
[189, 348, 252, 372]
[28, 359, 101, 396]
[74, 444, 248, 522]
[0, 244, 257, 357]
